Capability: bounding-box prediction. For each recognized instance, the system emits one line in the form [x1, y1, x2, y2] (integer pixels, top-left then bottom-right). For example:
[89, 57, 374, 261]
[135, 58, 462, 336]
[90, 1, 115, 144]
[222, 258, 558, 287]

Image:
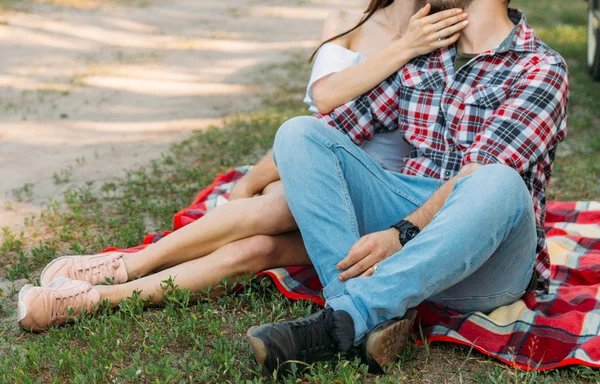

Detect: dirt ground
[0, 0, 367, 232]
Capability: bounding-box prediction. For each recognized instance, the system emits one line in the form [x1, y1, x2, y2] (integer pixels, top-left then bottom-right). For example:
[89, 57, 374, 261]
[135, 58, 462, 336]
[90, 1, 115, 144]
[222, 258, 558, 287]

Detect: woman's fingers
[411, 3, 431, 20]
[421, 8, 462, 25]
[435, 20, 468, 40]
[431, 13, 468, 32]
[432, 32, 461, 48]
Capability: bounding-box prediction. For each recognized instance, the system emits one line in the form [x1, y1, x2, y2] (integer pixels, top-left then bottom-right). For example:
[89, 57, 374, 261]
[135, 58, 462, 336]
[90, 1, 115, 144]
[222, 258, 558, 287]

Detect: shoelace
[72, 256, 120, 281]
[51, 285, 90, 321]
[289, 310, 334, 358]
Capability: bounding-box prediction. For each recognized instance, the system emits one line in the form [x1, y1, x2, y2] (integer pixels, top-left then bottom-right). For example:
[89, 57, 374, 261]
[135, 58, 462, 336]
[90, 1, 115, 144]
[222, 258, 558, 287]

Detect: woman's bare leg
[261, 180, 283, 196]
[124, 185, 297, 278]
[98, 232, 309, 306]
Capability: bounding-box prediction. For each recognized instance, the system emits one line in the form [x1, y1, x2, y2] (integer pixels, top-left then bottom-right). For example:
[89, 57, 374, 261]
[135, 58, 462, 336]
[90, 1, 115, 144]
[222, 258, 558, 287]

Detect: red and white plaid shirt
[315, 10, 569, 293]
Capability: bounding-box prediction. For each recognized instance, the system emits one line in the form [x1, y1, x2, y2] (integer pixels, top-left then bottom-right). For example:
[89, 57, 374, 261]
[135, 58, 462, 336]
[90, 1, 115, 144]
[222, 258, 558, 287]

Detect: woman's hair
[309, 0, 394, 62]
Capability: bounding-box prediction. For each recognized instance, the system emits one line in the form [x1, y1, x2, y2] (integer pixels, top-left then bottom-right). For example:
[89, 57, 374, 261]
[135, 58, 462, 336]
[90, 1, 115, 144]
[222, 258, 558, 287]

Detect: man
[247, 0, 569, 376]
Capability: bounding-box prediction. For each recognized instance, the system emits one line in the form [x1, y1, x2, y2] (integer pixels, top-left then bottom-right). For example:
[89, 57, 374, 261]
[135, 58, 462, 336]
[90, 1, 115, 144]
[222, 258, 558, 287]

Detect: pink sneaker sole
[17, 284, 33, 325]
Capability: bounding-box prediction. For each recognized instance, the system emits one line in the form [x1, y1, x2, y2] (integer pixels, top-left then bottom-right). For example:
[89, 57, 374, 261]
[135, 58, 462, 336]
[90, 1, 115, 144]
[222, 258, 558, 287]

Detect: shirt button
[445, 171, 451, 177]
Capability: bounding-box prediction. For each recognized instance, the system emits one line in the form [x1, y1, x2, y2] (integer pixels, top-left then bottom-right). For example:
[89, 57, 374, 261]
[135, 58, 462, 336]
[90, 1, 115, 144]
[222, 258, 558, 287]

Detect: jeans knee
[274, 116, 327, 166]
[470, 164, 531, 211]
[275, 116, 316, 150]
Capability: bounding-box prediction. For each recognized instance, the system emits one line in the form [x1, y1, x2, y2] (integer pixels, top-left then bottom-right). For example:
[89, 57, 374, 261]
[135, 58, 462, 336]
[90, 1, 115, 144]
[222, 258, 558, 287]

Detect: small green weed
[52, 166, 73, 185]
[0, 227, 24, 255]
[11, 183, 34, 202]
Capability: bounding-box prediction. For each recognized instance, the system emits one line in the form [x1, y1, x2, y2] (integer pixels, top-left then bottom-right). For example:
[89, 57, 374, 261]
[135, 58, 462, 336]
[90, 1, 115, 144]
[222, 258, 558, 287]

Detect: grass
[1, 0, 599, 382]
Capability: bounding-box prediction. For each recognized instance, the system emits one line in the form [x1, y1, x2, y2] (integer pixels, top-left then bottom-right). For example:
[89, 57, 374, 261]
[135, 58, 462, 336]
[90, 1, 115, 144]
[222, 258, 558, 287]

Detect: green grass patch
[0, 0, 599, 382]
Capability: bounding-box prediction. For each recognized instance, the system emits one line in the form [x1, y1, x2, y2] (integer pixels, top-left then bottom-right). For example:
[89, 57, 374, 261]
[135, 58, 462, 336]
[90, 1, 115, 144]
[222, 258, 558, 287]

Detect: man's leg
[250, 117, 438, 373]
[272, 116, 439, 337]
[248, 116, 537, 375]
[328, 163, 537, 341]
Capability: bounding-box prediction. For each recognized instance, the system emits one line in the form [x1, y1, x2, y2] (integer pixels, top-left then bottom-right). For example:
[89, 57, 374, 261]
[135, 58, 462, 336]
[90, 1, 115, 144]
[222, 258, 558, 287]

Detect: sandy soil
[0, 0, 367, 232]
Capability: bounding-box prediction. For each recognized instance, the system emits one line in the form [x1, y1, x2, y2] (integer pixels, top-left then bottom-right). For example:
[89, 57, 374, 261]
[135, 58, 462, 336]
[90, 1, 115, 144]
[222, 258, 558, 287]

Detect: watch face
[406, 228, 419, 240]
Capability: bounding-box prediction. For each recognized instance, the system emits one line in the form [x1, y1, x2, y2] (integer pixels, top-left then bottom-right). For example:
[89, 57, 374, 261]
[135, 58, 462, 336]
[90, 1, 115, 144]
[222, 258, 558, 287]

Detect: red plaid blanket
[106, 167, 600, 371]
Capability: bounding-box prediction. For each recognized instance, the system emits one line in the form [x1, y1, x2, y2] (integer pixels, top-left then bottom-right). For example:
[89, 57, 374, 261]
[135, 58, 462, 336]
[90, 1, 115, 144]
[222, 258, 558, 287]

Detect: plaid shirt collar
[493, 9, 536, 53]
[435, 9, 536, 74]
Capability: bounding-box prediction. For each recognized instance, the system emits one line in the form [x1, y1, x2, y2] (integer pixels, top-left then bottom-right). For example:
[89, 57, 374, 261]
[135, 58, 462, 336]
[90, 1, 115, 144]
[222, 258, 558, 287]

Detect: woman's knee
[261, 181, 283, 196]
[247, 194, 295, 234]
[226, 235, 277, 274]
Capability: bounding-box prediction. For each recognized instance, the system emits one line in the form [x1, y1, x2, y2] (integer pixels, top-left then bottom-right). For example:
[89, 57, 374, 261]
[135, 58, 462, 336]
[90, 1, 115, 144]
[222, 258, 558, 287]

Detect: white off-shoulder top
[304, 43, 409, 172]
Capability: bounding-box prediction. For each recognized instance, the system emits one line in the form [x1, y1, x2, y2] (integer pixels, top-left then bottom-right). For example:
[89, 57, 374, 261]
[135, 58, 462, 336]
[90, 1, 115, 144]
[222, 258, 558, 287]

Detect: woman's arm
[312, 5, 468, 114]
[228, 152, 279, 200]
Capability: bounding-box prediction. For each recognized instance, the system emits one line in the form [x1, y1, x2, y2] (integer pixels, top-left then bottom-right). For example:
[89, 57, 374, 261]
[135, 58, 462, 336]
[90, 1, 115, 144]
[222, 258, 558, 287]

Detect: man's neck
[458, 1, 515, 54]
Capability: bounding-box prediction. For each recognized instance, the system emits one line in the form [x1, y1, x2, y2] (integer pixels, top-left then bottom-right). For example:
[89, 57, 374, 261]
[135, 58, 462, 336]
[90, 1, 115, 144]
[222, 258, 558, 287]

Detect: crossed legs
[90, 182, 308, 305]
[273, 116, 537, 342]
[123, 186, 298, 279]
[19, 177, 311, 330]
[97, 232, 309, 306]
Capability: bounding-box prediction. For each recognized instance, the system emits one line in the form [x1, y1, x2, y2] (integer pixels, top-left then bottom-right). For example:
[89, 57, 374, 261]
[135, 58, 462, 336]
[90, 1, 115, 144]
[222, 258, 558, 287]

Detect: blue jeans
[274, 116, 537, 343]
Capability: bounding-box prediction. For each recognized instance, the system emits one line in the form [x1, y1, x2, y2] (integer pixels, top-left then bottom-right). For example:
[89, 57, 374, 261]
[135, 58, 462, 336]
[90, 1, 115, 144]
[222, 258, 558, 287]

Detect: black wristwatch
[390, 219, 421, 246]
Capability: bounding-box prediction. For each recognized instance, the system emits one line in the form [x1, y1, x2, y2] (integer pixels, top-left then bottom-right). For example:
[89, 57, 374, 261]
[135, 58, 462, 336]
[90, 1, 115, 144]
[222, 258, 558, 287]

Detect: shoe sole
[16, 284, 33, 326]
[246, 326, 271, 376]
[363, 309, 417, 372]
[17, 277, 71, 330]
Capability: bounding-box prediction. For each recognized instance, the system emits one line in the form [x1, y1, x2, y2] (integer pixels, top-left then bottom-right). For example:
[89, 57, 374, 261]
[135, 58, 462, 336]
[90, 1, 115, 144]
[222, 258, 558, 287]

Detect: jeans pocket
[440, 289, 526, 314]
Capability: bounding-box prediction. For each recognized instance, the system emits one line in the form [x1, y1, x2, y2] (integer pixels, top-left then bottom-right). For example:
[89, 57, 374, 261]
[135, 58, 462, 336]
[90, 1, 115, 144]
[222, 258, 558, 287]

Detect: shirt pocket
[398, 67, 445, 148]
[456, 85, 511, 146]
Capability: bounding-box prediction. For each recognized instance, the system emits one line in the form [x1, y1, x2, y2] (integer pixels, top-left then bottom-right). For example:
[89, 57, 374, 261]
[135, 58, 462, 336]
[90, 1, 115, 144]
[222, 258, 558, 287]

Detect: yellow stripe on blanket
[467, 300, 535, 334]
[554, 223, 600, 238]
[547, 237, 581, 267]
[486, 300, 529, 327]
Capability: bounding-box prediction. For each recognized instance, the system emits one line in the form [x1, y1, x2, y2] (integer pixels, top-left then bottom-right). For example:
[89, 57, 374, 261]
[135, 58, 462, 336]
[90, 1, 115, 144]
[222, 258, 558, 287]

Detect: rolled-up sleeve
[462, 60, 569, 173]
[314, 73, 401, 145]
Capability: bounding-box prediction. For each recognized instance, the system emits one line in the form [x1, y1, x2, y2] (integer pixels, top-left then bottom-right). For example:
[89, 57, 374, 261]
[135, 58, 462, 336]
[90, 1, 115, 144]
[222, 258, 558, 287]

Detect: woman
[17, 0, 468, 331]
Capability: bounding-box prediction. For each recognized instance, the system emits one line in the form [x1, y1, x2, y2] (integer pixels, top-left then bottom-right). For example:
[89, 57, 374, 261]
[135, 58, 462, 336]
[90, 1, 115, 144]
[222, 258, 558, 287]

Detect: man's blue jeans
[273, 116, 537, 344]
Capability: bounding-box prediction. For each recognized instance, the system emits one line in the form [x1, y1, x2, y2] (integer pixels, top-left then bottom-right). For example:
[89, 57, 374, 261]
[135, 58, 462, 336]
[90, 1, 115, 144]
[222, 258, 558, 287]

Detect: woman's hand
[229, 179, 255, 201]
[336, 228, 402, 281]
[396, 4, 469, 58]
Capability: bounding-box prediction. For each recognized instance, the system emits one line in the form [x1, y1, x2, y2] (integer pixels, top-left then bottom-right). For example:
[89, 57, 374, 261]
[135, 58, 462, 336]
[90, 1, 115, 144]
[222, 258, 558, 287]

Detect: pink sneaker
[17, 278, 101, 332]
[40, 252, 128, 287]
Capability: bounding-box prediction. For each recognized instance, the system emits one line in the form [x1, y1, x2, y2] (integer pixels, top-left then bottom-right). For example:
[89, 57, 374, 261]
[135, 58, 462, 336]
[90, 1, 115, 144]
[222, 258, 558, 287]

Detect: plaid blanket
[108, 167, 600, 371]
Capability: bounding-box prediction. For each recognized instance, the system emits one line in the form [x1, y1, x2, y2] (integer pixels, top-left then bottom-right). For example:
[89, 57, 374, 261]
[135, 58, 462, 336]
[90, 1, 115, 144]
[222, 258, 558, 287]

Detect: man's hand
[336, 229, 402, 281]
[335, 163, 483, 281]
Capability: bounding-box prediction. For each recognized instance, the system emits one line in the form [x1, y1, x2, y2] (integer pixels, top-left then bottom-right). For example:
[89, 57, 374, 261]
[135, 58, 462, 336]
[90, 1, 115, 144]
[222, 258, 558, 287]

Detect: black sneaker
[361, 309, 417, 373]
[246, 307, 355, 376]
